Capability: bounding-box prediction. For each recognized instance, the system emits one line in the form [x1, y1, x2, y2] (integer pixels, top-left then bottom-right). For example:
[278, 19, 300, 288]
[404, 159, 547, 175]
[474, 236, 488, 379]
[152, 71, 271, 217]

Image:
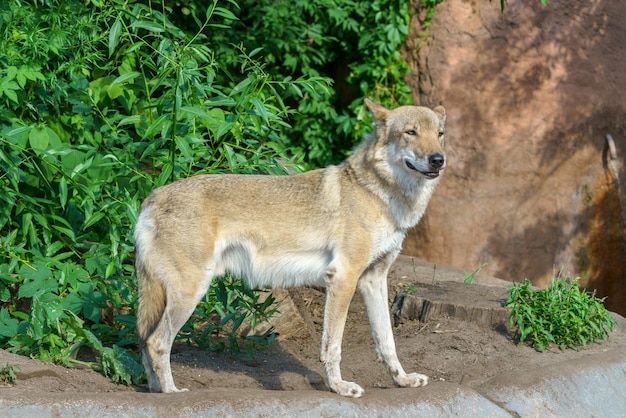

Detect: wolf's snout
[428, 153, 445, 169]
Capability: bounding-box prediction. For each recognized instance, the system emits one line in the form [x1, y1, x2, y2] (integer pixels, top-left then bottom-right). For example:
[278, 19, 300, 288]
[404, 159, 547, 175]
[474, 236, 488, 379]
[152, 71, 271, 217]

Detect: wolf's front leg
[358, 255, 429, 389]
[320, 265, 364, 398]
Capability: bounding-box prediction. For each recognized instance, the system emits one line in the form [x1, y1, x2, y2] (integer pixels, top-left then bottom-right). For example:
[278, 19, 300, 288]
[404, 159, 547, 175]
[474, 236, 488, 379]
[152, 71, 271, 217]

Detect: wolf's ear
[433, 105, 446, 124]
[365, 98, 389, 123]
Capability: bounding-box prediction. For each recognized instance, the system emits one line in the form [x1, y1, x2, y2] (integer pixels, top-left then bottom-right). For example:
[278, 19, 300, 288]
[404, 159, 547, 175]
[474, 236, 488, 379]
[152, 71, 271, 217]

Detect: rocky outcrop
[403, 0, 626, 314]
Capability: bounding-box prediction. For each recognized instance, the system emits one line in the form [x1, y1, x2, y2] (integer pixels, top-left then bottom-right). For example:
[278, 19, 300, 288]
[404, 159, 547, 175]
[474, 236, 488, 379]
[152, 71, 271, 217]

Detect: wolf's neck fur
[345, 136, 441, 231]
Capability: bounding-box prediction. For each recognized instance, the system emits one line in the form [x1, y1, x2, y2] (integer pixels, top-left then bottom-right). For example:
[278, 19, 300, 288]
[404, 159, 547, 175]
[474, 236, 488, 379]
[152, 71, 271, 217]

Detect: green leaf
[70, 156, 94, 179]
[52, 224, 76, 241]
[107, 83, 124, 99]
[101, 345, 145, 385]
[28, 127, 49, 151]
[214, 7, 239, 21]
[156, 163, 173, 186]
[230, 77, 252, 96]
[0, 309, 19, 338]
[0, 76, 19, 104]
[111, 71, 141, 86]
[249, 47, 264, 57]
[0, 283, 10, 303]
[18, 262, 55, 299]
[250, 97, 270, 122]
[28, 292, 65, 340]
[82, 212, 105, 230]
[16, 65, 45, 87]
[223, 144, 237, 169]
[3, 88, 18, 104]
[5, 126, 32, 147]
[216, 121, 234, 140]
[6, 66, 18, 79]
[109, 17, 123, 57]
[130, 20, 165, 33]
[181, 106, 212, 120]
[59, 177, 68, 210]
[144, 114, 171, 140]
[63, 310, 103, 351]
[118, 115, 143, 126]
[174, 136, 194, 161]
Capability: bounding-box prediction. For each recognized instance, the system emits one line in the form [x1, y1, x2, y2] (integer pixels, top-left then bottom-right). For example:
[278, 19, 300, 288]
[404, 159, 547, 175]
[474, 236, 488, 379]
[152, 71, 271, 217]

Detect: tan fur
[134, 99, 447, 397]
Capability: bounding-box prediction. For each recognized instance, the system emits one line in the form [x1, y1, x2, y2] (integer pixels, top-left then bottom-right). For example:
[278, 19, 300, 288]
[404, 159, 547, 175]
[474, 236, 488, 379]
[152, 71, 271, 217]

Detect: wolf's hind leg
[144, 270, 214, 393]
[143, 312, 185, 393]
[358, 252, 429, 389]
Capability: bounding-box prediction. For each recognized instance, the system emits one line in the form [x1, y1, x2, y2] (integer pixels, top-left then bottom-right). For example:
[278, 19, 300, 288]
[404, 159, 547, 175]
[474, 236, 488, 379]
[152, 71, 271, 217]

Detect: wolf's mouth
[404, 160, 440, 179]
[421, 171, 440, 179]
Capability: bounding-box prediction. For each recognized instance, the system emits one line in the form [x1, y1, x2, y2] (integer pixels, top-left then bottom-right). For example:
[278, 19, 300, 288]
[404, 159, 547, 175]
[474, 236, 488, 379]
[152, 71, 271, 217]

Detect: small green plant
[0, 362, 20, 386]
[403, 286, 419, 294]
[463, 262, 492, 284]
[505, 276, 617, 351]
[420, 0, 444, 32]
[179, 275, 278, 358]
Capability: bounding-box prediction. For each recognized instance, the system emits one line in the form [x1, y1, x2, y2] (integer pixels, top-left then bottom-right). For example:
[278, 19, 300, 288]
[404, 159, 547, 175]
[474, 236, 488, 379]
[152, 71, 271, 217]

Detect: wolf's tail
[134, 206, 166, 348]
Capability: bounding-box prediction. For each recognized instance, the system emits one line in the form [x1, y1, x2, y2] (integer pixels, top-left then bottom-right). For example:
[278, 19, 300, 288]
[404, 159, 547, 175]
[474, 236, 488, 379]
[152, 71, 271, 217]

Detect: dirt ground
[1, 257, 625, 406]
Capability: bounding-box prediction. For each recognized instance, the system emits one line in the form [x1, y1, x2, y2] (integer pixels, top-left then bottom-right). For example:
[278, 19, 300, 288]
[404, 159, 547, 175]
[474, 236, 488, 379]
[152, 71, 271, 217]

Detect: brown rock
[245, 288, 315, 340]
[403, 0, 626, 315]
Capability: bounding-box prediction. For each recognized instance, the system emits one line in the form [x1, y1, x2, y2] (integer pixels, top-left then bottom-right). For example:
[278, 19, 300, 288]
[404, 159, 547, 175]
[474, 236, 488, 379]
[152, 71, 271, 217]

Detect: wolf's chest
[370, 227, 405, 261]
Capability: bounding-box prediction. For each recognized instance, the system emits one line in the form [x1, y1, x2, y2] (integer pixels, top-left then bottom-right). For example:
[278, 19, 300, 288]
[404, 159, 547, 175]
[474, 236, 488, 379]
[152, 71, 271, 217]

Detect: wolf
[134, 99, 447, 398]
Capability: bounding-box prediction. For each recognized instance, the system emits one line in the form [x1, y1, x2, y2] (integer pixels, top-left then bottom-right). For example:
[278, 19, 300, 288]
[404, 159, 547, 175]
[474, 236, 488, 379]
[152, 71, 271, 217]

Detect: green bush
[505, 277, 617, 351]
[173, 0, 414, 167]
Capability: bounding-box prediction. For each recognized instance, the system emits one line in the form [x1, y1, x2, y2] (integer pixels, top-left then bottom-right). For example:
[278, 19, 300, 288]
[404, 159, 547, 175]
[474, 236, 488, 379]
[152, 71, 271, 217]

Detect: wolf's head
[365, 98, 446, 182]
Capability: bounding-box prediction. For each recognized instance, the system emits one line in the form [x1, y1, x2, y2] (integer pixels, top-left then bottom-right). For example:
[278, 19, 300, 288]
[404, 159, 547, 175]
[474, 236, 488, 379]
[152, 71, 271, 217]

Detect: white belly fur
[210, 239, 332, 288]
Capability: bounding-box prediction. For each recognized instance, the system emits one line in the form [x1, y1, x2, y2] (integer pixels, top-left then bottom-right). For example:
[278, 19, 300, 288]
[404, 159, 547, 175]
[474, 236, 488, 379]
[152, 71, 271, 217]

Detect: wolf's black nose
[429, 153, 445, 169]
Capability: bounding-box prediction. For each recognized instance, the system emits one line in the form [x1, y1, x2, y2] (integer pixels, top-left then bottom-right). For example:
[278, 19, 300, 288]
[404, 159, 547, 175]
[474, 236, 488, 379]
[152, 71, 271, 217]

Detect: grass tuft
[505, 276, 617, 351]
[0, 362, 20, 386]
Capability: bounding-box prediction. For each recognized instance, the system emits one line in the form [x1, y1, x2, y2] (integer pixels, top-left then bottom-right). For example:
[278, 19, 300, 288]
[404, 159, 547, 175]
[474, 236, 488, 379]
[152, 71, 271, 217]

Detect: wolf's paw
[396, 372, 429, 388]
[330, 380, 365, 398]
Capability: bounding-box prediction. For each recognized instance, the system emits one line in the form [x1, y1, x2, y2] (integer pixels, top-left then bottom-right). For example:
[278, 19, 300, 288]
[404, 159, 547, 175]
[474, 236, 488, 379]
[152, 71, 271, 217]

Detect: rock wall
[402, 0, 626, 314]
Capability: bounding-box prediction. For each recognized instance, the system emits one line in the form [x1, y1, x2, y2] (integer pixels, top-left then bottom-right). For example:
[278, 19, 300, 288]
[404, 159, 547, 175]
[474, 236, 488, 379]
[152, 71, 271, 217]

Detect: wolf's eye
[406, 130, 417, 136]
